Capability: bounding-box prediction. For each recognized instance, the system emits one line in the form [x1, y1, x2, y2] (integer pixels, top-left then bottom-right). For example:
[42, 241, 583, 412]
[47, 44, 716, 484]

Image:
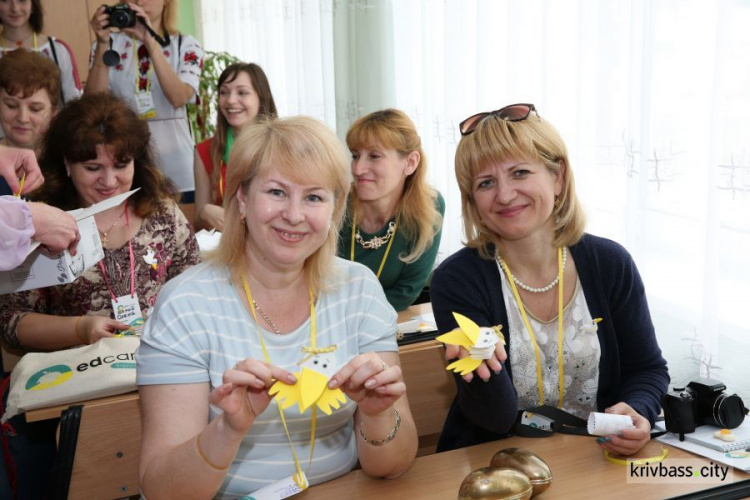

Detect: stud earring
[66, 169, 71, 177]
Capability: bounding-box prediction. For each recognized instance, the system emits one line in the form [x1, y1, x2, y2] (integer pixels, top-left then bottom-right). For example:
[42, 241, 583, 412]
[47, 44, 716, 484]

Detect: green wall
[177, 0, 198, 38]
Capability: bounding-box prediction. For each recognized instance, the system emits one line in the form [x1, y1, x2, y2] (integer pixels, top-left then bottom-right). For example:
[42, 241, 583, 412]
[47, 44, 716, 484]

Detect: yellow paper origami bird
[436, 312, 506, 376]
[269, 348, 347, 415]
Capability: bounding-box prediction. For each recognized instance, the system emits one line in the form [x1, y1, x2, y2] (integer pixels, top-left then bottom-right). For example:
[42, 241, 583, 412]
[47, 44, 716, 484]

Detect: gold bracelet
[74, 316, 86, 344]
[195, 434, 231, 471]
[359, 408, 401, 446]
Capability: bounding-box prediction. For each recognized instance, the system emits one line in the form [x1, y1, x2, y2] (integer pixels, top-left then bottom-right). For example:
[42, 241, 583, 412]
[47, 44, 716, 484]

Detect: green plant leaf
[187, 51, 242, 143]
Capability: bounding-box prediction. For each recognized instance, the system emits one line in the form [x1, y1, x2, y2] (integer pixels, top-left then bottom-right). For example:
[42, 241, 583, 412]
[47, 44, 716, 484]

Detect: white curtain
[200, 0, 750, 396]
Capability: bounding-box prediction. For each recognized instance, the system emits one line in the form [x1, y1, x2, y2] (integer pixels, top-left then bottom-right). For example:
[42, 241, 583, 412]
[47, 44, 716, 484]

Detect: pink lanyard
[98, 201, 136, 302]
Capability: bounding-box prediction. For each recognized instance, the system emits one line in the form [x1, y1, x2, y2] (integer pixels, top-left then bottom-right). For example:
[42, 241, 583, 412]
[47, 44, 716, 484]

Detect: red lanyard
[98, 201, 136, 302]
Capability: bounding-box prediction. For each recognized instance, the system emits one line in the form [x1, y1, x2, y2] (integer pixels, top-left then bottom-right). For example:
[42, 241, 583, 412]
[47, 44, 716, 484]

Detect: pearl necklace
[496, 247, 568, 293]
[355, 221, 397, 250]
[252, 299, 282, 335]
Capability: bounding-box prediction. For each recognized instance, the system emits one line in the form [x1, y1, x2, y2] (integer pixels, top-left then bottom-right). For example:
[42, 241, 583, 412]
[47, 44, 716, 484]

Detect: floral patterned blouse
[0, 200, 199, 349]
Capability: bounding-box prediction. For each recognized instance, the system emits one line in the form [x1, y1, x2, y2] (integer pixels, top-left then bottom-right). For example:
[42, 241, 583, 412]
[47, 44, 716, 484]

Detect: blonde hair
[454, 113, 585, 260]
[208, 116, 351, 294]
[163, 0, 178, 34]
[346, 109, 442, 264]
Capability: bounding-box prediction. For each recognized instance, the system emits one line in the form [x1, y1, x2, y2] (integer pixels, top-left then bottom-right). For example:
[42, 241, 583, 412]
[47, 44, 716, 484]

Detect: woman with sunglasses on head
[339, 109, 444, 312]
[0, 0, 82, 105]
[87, 0, 203, 196]
[194, 62, 277, 231]
[431, 104, 668, 456]
[137, 116, 417, 498]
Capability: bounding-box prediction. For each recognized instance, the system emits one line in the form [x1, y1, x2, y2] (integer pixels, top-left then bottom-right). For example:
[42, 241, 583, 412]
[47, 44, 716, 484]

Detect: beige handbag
[2, 337, 139, 422]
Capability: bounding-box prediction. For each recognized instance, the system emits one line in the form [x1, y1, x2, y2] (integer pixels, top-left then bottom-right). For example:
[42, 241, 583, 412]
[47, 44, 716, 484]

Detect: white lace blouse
[498, 261, 601, 418]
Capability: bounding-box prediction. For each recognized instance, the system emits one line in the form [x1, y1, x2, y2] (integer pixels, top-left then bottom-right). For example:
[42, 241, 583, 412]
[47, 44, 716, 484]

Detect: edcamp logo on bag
[25, 365, 73, 391]
[76, 352, 136, 372]
[24, 352, 136, 393]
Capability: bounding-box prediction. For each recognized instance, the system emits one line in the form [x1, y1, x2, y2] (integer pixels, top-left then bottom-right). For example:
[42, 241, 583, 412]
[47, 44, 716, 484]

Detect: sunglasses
[459, 103, 539, 136]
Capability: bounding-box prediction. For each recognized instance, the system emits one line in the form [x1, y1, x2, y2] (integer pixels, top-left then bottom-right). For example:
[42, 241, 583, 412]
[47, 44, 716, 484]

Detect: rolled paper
[587, 412, 635, 436]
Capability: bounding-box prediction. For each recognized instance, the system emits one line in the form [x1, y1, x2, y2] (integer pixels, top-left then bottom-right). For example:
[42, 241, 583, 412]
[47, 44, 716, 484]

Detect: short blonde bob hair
[455, 112, 585, 260]
[208, 116, 351, 294]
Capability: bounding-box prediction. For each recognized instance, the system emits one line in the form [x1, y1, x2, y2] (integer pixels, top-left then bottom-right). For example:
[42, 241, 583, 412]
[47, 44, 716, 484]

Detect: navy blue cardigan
[430, 234, 669, 452]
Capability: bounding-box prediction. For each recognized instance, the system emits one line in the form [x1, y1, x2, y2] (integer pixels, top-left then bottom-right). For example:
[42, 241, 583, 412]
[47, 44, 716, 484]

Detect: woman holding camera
[0, 0, 82, 104]
[431, 103, 669, 455]
[87, 0, 203, 195]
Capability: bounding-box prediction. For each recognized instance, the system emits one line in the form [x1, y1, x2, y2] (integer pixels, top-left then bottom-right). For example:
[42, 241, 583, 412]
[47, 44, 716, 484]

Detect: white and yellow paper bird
[269, 347, 347, 415]
[436, 312, 506, 376]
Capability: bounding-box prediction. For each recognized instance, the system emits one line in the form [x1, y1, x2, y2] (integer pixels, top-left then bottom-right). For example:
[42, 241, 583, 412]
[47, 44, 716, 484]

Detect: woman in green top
[339, 109, 444, 311]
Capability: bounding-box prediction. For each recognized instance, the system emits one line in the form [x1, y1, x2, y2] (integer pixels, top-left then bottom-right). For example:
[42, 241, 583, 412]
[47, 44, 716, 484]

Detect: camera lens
[112, 11, 130, 28]
[713, 393, 746, 429]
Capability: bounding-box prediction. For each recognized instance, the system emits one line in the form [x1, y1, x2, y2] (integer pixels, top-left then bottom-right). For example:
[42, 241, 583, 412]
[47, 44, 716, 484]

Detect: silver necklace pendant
[355, 221, 396, 250]
[252, 299, 282, 335]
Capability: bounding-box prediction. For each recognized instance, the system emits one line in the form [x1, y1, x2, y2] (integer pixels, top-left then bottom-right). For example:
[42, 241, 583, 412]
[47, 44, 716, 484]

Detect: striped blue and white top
[136, 257, 398, 498]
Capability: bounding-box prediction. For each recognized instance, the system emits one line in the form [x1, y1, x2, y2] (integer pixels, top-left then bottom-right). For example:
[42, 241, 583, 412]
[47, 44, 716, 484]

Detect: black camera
[663, 378, 748, 441]
[104, 4, 137, 29]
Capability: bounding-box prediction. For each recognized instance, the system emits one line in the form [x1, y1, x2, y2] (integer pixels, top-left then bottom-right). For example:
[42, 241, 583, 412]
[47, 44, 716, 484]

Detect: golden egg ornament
[489, 448, 552, 497]
[457, 467, 533, 500]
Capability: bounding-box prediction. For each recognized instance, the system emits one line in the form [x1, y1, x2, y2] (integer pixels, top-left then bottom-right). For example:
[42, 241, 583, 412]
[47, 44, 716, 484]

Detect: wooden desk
[25, 391, 139, 423]
[397, 302, 434, 324]
[303, 433, 750, 499]
[398, 303, 455, 455]
[22, 303, 452, 497]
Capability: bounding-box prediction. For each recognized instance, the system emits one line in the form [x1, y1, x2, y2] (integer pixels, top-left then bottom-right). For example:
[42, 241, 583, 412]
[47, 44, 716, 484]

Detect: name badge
[521, 411, 554, 431]
[112, 293, 144, 335]
[136, 91, 156, 119]
[239, 472, 308, 500]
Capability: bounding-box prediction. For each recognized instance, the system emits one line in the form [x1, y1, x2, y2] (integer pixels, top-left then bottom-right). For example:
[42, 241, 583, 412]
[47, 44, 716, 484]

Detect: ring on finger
[380, 361, 387, 372]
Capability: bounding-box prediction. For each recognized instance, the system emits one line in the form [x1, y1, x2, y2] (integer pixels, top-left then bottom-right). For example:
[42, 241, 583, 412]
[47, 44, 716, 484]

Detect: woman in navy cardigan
[431, 104, 668, 455]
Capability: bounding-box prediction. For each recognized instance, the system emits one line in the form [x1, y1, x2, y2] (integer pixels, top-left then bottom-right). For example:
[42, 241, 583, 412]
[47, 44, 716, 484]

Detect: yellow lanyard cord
[349, 212, 399, 279]
[604, 446, 668, 465]
[132, 36, 153, 93]
[557, 247, 564, 407]
[241, 274, 316, 490]
[499, 247, 565, 408]
[14, 173, 26, 198]
[4, 137, 25, 197]
[1, 32, 38, 51]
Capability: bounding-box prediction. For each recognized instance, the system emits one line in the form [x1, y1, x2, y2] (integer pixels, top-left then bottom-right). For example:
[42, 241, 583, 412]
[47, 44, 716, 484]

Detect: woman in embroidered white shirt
[87, 0, 203, 194]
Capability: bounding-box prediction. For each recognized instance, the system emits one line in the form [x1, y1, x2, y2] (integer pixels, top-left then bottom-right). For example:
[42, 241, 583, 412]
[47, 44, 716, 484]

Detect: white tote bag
[2, 337, 139, 422]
